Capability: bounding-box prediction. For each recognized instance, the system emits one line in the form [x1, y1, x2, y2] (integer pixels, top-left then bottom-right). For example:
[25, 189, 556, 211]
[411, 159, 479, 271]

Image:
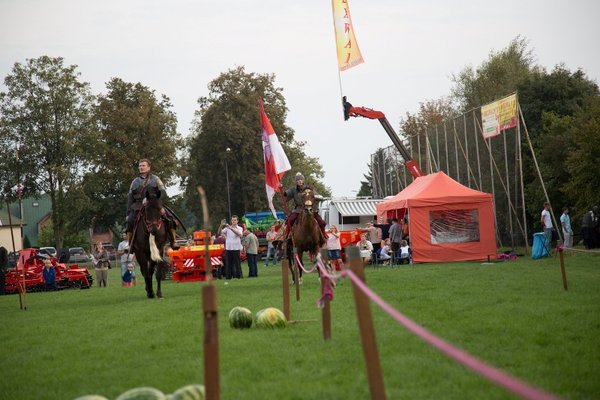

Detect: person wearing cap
[282, 172, 327, 239]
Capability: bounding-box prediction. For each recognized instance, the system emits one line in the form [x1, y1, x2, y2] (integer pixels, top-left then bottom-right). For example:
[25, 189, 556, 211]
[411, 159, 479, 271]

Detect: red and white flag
[260, 98, 291, 218]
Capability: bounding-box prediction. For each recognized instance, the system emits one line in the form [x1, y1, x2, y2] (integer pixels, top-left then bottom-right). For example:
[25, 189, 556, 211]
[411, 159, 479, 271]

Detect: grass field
[1, 251, 599, 400]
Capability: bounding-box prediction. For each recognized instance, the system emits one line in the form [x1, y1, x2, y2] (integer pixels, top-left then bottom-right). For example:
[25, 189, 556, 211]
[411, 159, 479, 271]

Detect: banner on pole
[260, 98, 291, 219]
[332, 0, 364, 71]
[481, 94, 518, 139]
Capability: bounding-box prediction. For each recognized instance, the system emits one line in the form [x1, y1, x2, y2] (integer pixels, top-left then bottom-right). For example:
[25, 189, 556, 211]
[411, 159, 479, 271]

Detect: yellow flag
[332, 0, 364, 71]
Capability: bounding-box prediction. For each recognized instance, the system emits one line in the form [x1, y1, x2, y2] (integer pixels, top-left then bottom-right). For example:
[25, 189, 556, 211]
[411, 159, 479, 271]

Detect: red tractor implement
[166, 230, 224, 282]
[4, 248, 92, 293]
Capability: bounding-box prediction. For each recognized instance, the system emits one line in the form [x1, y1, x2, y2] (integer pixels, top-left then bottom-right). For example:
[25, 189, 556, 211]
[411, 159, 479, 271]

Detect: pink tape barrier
[343, 268, 560, 400]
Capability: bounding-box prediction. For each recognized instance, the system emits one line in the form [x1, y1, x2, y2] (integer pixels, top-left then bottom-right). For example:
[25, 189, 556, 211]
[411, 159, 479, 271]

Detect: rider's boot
[169, 228, 180, 250]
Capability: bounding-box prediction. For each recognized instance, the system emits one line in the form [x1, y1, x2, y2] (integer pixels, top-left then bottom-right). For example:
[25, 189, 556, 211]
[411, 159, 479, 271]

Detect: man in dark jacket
[126, 159, 179, 250]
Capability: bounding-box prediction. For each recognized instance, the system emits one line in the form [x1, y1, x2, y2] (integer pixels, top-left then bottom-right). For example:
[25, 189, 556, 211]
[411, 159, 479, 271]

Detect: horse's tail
[149, 233, 162, 262]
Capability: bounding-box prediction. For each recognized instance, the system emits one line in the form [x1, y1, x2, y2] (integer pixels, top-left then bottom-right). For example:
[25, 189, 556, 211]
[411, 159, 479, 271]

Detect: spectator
[213, 233, 226, 279]
[43, 259, 57, 290]
[540, 202, 553, 248]
[243, 228, 259, 278]
[389, 218, 402, 257]
[357, 233, 373, 264]
[401, 217, 410, 245]
[122, 262, 136, 286]
[218, 216, 243, 279]
[378, 239, 392, 264]
[365, 222, 382, 253]
[374, 218, 391, 248]
[264, 225, 278, 267]
[0, 246, 7, 295]
[92, 242, 110, 287]
[117, 232, 136, 284]
[326, 225, 342, 271]
[398, 240, 412, 265]
[581, 206, 599, 249]
[560, 207, 573, 248]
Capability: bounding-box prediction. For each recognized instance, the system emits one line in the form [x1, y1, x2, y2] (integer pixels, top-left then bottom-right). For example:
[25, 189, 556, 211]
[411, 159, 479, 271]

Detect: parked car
[68, 247, 92, 264]
[102, 243, 117, 260]
[38, 247, 57, 258]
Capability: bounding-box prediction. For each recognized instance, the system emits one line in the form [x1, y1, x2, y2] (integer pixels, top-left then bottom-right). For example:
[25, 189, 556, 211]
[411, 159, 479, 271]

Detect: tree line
[358, 37, 599, 245]
[0, 58, 327, 248]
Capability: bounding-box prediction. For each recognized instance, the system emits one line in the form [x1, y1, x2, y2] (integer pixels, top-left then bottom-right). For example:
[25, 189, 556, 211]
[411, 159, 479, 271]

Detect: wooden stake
[559, 250, 568, 291]
[294, 249, 300, 301]
[203, 284, 219, 400]
[320, 249, 332, 341]
[282, 257, 290, 321]
[348, 246, 386, 400]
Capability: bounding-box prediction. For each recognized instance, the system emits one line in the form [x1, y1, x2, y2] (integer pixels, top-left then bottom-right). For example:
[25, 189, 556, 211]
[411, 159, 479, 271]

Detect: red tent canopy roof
[377, 171, 492, 213]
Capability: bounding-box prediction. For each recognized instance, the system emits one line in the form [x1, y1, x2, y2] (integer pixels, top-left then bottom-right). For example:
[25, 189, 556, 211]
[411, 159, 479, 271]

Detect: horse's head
[300, 188, 316, 213]
[144, 187, 164, 215]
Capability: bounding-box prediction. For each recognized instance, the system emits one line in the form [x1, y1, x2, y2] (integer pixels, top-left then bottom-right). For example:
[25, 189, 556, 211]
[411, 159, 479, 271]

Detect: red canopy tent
[376, 172, 496, 263]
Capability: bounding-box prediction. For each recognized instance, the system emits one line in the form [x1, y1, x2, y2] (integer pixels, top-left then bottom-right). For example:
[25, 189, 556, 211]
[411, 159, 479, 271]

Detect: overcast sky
[1, 0, 599, 198]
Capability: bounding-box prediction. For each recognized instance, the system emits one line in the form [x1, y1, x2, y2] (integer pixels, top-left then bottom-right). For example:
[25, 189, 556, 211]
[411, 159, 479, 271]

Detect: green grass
[1, 252, 599, 400]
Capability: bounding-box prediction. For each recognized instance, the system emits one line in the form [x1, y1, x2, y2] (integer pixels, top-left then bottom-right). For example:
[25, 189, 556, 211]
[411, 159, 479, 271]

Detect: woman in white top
[326, 225, 342, 271]
[357, 233, 373, 264]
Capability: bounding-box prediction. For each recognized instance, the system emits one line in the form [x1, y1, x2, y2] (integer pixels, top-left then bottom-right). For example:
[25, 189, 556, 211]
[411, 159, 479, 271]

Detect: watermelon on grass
[172, 384, 205, 400]
[228, 306, 253, 329]
[115, 387, 166, 400]
[255, 307, 287, 328]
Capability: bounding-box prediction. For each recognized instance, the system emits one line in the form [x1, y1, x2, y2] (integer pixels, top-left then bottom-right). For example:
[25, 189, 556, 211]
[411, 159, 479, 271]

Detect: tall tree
[451, 36, 537, 111]
[562, 94, 600, 223]
[0, 56, 94, 248]
[184, 66, 329, 230]
[72, 78, 182, 233]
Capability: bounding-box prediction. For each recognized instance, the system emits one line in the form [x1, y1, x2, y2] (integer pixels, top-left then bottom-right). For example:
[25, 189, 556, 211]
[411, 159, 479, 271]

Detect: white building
[319, 197, 383, 231]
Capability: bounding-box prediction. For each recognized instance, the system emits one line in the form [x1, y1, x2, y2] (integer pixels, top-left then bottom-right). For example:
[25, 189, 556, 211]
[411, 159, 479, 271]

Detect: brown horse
[132, 187, 169, 299]
[286, 188, 326, 283]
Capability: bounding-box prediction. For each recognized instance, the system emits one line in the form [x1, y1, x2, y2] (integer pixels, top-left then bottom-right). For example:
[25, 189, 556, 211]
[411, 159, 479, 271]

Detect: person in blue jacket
[43, 259, 57, 291]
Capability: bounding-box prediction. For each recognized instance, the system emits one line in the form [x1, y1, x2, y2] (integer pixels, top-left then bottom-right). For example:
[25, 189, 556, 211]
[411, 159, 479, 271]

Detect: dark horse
[133, 187, 169, 298]
[286, 188, 326, 283]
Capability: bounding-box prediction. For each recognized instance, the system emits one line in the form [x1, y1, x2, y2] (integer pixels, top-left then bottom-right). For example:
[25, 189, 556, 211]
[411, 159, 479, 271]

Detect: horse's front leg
[145, 262, 155, 298]
[156, 264, 163, 299]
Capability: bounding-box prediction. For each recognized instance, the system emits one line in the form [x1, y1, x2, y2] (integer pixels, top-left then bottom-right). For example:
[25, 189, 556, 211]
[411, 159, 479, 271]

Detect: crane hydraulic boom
[342, 97, 424, 179]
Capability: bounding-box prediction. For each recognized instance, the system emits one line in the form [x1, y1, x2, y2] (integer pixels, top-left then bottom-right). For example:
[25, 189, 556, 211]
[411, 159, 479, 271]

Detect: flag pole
[330, 0, 344, 111]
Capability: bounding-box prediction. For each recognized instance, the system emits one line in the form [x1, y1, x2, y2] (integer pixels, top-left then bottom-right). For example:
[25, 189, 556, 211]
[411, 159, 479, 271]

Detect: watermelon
[255, 307, 287, 328]
[228, 306, 253, 329]
[171, 384, 205, 400]
[115, 387, 166, 400]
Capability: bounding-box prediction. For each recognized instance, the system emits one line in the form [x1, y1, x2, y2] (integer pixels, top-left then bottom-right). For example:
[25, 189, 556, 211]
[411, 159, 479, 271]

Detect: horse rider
[282, 172, 328, 240]
[126, 159, 179, 250]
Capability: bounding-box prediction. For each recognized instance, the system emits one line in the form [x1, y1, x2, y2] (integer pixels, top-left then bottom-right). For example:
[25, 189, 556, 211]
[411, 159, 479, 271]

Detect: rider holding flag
[282, 172, 328, 240]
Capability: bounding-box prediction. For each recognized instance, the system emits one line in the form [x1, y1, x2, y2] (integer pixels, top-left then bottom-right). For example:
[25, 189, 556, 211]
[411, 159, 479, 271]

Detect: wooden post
[282, 257, 291, 321]
[203, 284, 219, 400]
[347, 246, 386, 400]
[320, 249, 332, 341]
[294, 249, 300, 301]
[559, 249, 568, 291]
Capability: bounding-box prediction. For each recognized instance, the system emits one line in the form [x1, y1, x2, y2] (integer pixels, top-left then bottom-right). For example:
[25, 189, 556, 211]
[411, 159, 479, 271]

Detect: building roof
[0, 209, 24, 226]
[331, 198, 382, 216]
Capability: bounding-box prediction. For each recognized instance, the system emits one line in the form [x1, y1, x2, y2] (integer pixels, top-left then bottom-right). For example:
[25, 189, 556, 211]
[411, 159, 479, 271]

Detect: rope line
[557, 245, 600, 254]
[295, 256, 559, 400]
[342, 269, 559, 400]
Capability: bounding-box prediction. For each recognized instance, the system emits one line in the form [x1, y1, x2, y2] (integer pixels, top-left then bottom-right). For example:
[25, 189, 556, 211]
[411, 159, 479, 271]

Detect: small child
[399, 240, 411, 265]
[43, 259, 57, 290]
[122, 262, 136, 287]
